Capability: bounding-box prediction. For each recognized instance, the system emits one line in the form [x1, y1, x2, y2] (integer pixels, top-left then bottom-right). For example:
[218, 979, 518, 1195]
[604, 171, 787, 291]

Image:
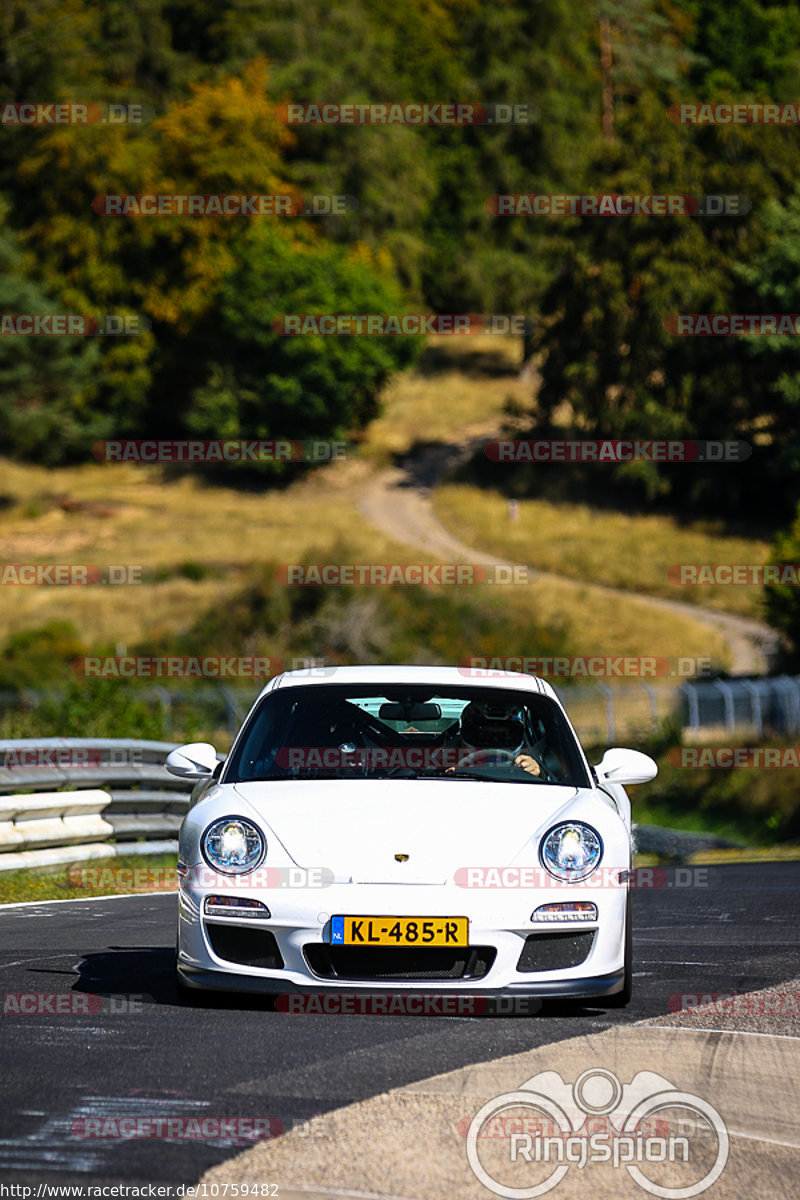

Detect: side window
[229, 697, 294, 780]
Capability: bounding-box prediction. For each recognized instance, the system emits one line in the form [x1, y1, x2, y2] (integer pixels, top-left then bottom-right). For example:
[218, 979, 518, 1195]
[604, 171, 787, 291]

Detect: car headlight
[202, 817, 265, 875]
[540, 822, 602, 882]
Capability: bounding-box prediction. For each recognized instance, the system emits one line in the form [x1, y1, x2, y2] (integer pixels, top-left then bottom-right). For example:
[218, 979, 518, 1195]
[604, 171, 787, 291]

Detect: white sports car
[168, 665, 657, 1007]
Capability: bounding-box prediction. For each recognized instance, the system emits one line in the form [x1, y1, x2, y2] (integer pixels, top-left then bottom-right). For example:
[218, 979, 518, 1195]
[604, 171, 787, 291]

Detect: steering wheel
[457, 748, 518, 768]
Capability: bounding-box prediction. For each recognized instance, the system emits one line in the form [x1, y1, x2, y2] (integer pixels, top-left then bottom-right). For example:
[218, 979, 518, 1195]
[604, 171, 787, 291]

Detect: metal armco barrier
[678, 674, 800, 737]
[0, 738, 194, 872]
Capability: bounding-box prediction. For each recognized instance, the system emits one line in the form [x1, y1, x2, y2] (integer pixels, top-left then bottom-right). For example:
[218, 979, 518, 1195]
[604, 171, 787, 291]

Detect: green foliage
[0, 213, 103, 462]
[764, 503, 800, 660]
[170, 546, 574, 667]
[3, 0, 800, 515]
[0, 621, 87, 692]
[635, 738, 800, 844]
[0, 678, 169, 739]
[526, 72, 800, 521]
[184, 227, 423, 473]
[677, 0, 800, 92]
[4, 54, 417, 463]
[0, 853, 179, 905]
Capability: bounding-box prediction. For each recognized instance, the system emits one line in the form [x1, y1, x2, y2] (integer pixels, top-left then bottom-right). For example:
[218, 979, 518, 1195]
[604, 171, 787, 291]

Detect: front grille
[206, 923, 284, 969]
[303, 944, 496, 981]
[516, 931, 596, 972]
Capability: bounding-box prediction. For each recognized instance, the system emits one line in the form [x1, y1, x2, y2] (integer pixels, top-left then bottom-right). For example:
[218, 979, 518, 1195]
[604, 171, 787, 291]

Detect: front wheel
[602, 890, 632, 1008]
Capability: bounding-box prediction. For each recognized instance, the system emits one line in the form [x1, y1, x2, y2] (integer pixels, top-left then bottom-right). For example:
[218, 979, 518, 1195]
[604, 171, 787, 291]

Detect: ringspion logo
[466, 1069, 728, 1198]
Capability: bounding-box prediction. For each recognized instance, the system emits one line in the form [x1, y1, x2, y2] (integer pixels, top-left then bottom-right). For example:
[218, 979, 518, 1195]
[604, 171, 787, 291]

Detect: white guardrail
[0, 739, 194, 872]
[0, 735, 745, 874]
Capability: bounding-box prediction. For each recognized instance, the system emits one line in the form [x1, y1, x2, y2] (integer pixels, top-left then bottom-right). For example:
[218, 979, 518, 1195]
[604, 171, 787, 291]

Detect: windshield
[224, 684, 590, 787]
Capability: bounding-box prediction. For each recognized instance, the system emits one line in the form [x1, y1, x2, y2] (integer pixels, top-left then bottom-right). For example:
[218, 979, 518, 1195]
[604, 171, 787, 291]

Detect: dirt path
[356, 442, 779, 676]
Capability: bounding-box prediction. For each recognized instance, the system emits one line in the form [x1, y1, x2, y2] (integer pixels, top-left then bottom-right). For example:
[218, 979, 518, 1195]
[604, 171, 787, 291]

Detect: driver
[454, 701, 543, 775]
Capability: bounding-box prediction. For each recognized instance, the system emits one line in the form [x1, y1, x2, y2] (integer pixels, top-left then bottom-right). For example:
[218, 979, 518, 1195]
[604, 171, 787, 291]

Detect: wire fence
[2, 675, 799, 746]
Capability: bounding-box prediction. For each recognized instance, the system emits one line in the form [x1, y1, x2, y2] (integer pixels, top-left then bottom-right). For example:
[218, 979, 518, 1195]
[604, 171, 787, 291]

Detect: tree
[7, 58, 419, 460]
[764, 504, 800, 661]
[184, 225, 422, 476]
[526, 0, 800, 520]
[0, 206, 103, 462]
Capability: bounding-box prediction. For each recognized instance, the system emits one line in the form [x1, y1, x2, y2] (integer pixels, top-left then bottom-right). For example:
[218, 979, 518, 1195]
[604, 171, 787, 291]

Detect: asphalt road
[0, 862, 797, 1188]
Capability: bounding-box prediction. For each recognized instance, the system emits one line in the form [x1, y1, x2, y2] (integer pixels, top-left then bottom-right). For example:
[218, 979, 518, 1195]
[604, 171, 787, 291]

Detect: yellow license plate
[331, 915, 468, 947]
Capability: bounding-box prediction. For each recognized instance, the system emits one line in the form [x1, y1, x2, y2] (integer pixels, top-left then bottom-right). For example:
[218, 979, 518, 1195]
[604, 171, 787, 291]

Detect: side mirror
[594, 747, 658, 787]
[166, 742, 220, 781]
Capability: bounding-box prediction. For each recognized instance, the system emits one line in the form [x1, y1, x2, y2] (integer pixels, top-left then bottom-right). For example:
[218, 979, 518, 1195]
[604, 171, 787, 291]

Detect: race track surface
[0, 863, 797, 1188]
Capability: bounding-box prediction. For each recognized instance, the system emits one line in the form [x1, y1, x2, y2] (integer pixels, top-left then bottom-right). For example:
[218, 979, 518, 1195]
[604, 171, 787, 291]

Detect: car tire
[603, 889, 632, 1008]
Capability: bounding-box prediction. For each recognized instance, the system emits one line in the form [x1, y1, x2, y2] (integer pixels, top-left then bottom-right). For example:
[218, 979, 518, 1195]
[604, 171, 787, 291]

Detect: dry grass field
[0, 336, 767, 666]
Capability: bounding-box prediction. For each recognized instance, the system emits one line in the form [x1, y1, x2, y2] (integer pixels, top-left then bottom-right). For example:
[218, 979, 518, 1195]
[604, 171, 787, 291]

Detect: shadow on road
[69, 946, 277, 1011]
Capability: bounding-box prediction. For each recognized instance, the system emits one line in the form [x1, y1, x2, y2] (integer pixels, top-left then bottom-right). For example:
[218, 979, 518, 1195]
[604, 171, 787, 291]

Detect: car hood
[231, 778, 587, 883]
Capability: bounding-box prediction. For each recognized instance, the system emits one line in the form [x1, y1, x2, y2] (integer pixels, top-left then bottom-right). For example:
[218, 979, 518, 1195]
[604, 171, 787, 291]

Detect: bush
[181, 226, 423, 479]
[764, 502, 800, 664]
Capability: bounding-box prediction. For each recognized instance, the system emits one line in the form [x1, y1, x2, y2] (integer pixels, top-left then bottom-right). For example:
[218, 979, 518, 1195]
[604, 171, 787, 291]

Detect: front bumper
[177, 962, 625, 1001]
[177, 877, 628, 999]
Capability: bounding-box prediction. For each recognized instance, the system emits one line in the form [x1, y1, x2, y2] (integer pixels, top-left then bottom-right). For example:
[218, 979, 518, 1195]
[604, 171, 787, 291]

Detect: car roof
[260, 664, 557, 703]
